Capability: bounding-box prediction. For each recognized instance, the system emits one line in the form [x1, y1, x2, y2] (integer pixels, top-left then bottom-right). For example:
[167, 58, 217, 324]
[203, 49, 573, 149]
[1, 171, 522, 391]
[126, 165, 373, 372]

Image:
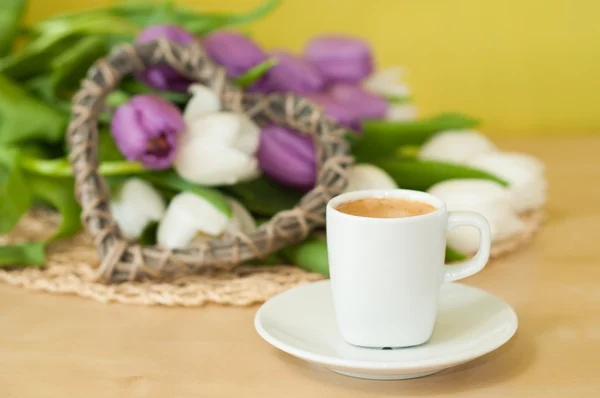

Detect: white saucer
[255, 280, 517, 380]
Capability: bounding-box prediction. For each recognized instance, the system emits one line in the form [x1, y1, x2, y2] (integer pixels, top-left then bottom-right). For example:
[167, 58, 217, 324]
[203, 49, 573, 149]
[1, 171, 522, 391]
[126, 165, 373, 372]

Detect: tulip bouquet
[0, 0, 546, 276]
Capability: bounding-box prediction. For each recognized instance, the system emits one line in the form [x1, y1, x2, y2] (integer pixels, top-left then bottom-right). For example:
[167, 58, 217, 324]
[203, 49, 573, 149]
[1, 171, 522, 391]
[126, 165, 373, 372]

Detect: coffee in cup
[336, 197, 436, 219]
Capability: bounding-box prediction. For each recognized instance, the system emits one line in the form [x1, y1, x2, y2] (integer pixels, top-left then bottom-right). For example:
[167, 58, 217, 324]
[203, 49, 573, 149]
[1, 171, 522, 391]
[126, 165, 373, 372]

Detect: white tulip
[224, 198, 257, 236]
[110, 178, 166, 240]
[157, 194, 257, 249]
[387, 104, 418, 121]
[428, 179, 525, 253]
[157, 192, 229, 249]
[175, 111, 261, 186]
[363, 67, 418, 121]
[419, 130, 497, 164]
[466, 152, 547, 212]
[363, 67, 411, 98]
[344, 164, 398, 193]
[183, 84, 221, 123]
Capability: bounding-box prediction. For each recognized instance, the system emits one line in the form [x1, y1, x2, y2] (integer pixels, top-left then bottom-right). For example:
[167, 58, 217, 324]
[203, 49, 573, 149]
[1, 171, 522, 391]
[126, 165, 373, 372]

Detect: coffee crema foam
[336, 197, 436, 219]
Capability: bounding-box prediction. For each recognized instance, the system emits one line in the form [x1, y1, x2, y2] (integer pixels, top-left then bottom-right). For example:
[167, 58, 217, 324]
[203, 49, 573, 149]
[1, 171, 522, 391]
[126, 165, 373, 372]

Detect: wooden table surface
[1, 136, 599, 397]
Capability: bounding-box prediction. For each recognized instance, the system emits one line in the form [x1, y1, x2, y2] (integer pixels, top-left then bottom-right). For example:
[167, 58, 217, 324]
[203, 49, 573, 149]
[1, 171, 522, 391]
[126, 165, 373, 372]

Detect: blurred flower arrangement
[0, 0, 546, 275]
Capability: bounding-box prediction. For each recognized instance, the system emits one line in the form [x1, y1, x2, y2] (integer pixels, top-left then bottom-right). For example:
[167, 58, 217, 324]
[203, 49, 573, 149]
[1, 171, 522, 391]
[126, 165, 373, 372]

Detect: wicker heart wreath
[67, 38, 352, 283]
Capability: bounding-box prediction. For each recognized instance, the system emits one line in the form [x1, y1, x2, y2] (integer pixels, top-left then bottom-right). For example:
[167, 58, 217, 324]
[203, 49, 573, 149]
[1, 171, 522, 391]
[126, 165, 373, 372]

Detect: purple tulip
[257, 125, 316, 190]
[202, 30, 268, 77]
[245, 74, 278, 93]
[304, 35, 373, 83]
[267, 51, 325, 94]
[306, 93, 361, 131]
[328, 83, 388, 120]
[111, 95, 185, 170]
[136, 25, 196, 92]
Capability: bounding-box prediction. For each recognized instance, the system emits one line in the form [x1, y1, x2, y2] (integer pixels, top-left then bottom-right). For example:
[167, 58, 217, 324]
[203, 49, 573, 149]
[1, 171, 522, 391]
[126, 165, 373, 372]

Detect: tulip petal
[429, 179, 514, 207]
[306, 92, 360, 130]
[224, 198, 257, 235]
[387, 104, 418, 121]
[111, 178, 165, 240]
[268, 51, 325, 94]
[466, 152, 547, 211]
[157, 213, 198, 249]
[203, 30, 268, 77]
[111, 102, 151, 160]
[129, 95, 186, 135]
[136, 25, 196, 92]
[363, 67, 411, 98]
[176, 112, 261, 186]
[428, 179, 525, 252]
[468, 151, 545, 179]
[183, 84, 221, 123]
[183, 111, 260, 154]
[305, 35, 373, 83]
[257, 125, 316, 189]
[112, 95, 184, 170]
[328, 83, 388, 121]
[235, 115, 261, 154]
[137, 24, 196, 44]
[344, 164, 398, 193]
[137, 66, 192, 92]
[419, 130, 497, 164]
[261, 125, 314, 162]
[157, 192, 229, 249]
[175, 142, 260, 186]
[184, 112, 243, 147]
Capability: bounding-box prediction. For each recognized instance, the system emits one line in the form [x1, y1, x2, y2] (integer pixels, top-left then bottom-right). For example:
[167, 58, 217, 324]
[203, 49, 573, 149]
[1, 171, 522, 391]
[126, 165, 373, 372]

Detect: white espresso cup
[326, 189, 491, 348]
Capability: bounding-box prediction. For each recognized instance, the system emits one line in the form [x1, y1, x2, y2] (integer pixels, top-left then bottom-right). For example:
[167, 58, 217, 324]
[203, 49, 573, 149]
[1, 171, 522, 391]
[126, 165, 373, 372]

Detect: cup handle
[443, 211, 491, 282]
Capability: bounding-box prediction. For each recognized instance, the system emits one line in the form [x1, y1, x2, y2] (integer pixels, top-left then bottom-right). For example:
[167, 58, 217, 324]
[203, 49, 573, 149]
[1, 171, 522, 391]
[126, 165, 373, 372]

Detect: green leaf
[0, 34, 80, 81]
[222, 176, 303, 217]
[51, 36, 107, 96]
[98, 129, 125, 162]
[145, 0, 178, 26]
[0, 0, 28, 57]
[23, 75, 72, 113]
[354, 113, 480, 162]
[0, 148, 32, 233]
[138, 221, 159, 246]
[26, 174, 81, 240]
[221, 0, 282, 26]
[120, 79, 190, 105]
[106, 90, 131, 108]
[183, 0, 282, 34]
[446, 246, 468, 262]
[384, 94, 413, 105]
[19, 156, 149, 177]
[33, 12, 138, 38]
[111, 4, 171, 27]
[0, 73, 67, 144]
[281, 235, 329, 276]
[0, 242, 46, 267]
[235, 58, 277, 88]
[377, 159, 508, 191]
[143, 171, 231, 217]
[0, 172, 83, 268]
[33, 9, 117, 34]
[2, 14, 136, 81]
[396, 145, 420, 159]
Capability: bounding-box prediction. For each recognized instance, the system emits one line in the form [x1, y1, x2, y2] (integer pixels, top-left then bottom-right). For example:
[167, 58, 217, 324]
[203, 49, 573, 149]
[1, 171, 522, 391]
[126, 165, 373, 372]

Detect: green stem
[20, 157, 149, 177]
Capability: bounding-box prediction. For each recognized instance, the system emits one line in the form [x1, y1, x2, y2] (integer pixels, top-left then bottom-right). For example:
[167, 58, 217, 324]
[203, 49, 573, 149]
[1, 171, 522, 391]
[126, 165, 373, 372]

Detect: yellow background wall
[25, 0, 600, 136]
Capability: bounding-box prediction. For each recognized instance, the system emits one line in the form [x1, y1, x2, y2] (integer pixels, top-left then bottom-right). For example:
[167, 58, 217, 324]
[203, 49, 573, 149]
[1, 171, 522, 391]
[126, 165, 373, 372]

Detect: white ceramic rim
[327, 189, 447, 223]
[254, 280, 518, 371]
